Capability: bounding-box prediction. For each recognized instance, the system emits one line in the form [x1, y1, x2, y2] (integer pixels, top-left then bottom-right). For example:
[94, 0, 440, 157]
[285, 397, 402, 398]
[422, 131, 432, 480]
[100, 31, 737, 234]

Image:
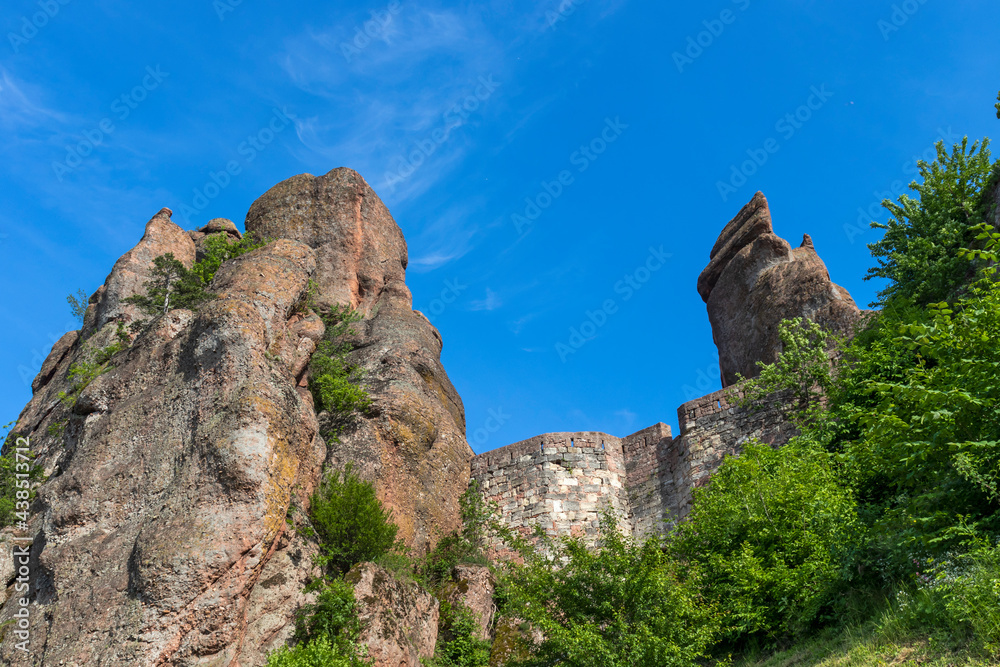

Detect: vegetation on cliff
[482, 137, 1000, 666]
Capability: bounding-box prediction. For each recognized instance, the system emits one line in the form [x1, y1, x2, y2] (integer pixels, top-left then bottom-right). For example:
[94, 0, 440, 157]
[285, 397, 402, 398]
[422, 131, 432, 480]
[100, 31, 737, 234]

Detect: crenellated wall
[471, 388, 797, 545]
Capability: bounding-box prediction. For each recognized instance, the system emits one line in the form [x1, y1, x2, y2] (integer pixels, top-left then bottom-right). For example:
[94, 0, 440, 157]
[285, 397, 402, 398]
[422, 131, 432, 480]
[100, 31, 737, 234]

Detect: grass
[729, 621, 998, 667]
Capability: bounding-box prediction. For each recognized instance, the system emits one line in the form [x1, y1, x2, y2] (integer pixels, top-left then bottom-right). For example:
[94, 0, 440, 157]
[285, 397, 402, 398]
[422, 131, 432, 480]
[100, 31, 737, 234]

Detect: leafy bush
[425, 602, 491, 667]
[308, 464, 403, 577]
[841, 270, 1000, 566]
[884, 534, 1000, 652]
[191, 232, 267, 285]
[865, 137, 996, 307]
[266, 636, 370, 667]
[310, 305, 371, 438]
[58, 321, 131, 407]
[672, 440, 860, 646]
[736, 317, 838, 427]
[498, 513, 718, 667]
[421, 481, 497, 585]
[289, 577, 372, 666]
[123, 232, 265, 327]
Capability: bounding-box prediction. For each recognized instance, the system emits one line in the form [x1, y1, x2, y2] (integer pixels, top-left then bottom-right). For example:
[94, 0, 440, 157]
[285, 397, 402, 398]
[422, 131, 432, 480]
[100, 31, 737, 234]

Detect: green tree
[736, 317, 839, 427]
[123, 253, 212, 316]
[308, 464, 403, 577]
[672, 440, 860, 646]
[498, 513, 718, 667]
[865, 137, 995, 307]
[67, 289, 89, 323]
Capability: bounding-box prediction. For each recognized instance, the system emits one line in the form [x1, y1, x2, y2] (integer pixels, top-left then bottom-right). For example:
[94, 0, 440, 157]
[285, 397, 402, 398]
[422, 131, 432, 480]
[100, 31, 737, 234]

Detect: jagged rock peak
[701, 192, 861, 387]
[697, 191, 773, 303]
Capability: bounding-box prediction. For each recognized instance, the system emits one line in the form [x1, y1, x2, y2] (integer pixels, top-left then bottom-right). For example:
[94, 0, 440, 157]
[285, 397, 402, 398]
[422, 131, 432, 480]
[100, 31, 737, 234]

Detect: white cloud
[468, 287, 502, 311]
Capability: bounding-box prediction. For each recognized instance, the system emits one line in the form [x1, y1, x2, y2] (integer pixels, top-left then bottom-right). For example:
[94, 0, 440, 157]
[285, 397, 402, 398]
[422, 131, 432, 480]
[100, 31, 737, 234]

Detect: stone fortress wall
[471, 388, 796, 543]
[473, 191, 858, 544]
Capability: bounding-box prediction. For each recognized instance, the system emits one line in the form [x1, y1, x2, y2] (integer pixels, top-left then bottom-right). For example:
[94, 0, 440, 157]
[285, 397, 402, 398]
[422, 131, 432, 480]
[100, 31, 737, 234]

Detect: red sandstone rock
[83, 207, 196, 336]
[698, 192, 861, 386]
[245, 167, 472, 553]
[347, 562, 439, 667]
[443, 565, 496, 641]
[0, 237, 325, 666]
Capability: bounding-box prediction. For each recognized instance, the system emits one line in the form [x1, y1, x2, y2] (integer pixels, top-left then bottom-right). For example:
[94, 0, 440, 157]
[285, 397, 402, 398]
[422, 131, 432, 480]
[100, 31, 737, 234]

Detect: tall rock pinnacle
[698, 192, 861, 387]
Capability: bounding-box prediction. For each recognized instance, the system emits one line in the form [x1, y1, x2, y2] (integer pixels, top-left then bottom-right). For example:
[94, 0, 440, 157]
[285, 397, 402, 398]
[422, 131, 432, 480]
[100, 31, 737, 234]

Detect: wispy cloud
[281, 7, 507, 197]
[468, 287, 502, 311]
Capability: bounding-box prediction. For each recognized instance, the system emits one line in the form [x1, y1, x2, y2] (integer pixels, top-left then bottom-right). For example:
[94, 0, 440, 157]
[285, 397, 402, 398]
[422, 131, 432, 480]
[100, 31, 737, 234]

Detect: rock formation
[244, 168, 472, 553]
[0, 168, 471, 665]
[348, 562, 440, 667]
[697, 191, 861, 387]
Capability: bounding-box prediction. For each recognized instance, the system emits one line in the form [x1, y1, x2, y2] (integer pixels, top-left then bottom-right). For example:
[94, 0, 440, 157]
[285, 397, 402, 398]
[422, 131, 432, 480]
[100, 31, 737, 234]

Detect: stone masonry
[471, 388, 796, 544]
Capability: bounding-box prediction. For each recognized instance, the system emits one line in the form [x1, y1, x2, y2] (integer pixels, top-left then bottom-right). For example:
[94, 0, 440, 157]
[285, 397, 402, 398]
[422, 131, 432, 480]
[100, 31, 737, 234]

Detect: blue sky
[1, 0, 998, 454]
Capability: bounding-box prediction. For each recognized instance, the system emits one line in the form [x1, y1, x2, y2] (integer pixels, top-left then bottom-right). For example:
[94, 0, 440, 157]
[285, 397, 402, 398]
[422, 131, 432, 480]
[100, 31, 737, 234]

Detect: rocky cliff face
[0, 168, 471, 665]
[244, 168, 472, 553]
[698, 192, 861, 387]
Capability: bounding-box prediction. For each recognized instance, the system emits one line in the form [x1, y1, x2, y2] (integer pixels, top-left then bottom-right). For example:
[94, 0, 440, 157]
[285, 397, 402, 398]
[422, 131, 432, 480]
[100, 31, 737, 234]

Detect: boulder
[245, 167, 472, 553]
[347, 562, 439, 667]
[443, 564, 496, 641]
[699, 192, 861, 387]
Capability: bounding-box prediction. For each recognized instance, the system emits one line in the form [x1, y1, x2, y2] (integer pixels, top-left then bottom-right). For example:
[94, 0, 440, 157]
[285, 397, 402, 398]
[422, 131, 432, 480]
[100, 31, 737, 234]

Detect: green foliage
[123, 252, 213, 317]
[67, 288, 89, 323]
[308, 464, 403, 577]
[0, 425, 45, 529]
[498, 513, 718, 667]
[736, 317, 838, 426]
[425, 603, 491, 667]
[291, 578, 372, 666]
[123, 233, 265, 330]
[885, 534, 1000, 653]
[672, 440, 860, 646]
[995, 91, 1000, 119]
[421, 481, 499, 585]
[865, 137, 996, 307]
[265, 636, 371, 667]
[57, 321, 131, 407]
[841, 273, 1000, 564]
[310, 305, 371, 438]
[190, 233, 267, 285]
